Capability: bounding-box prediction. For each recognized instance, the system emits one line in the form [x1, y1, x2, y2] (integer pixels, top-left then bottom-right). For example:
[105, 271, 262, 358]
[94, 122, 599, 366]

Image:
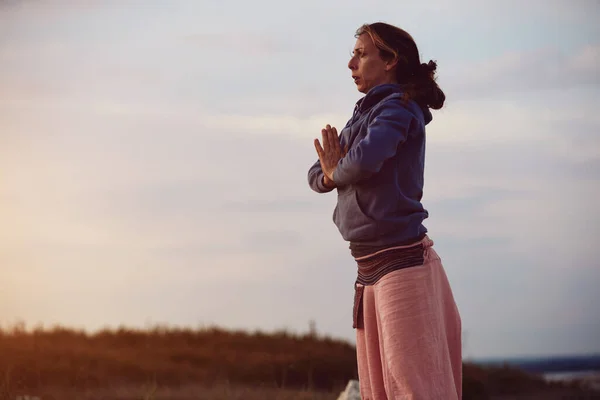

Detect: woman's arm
[307, 158, 336, 193]
[333, 101, 412, 186]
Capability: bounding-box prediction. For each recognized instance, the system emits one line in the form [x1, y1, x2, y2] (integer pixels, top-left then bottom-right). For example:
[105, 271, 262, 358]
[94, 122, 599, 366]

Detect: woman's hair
[356, 22, 445, 110]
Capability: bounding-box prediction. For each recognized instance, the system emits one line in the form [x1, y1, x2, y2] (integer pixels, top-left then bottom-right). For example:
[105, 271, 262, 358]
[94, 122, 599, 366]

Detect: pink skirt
[355, 236, 462, 399]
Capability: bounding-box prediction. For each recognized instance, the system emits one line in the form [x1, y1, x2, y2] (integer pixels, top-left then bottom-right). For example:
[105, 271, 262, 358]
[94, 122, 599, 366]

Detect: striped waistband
[352, 237, 432, 329]
[355, 242, 425, 286]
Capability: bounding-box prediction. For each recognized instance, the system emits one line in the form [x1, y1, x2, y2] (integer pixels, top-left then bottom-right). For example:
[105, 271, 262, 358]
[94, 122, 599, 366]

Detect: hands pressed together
[314, 124, 347, 188]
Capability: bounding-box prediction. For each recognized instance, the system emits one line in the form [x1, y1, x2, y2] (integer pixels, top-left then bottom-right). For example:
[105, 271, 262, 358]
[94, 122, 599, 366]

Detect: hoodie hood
[356, 83, 433, 125]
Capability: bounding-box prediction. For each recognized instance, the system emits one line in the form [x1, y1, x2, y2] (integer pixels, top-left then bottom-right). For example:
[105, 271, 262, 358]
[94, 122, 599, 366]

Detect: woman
[307, 22, 462, 399]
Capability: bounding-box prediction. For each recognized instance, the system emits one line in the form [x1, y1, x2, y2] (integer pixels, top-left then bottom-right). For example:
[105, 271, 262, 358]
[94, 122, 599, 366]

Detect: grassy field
[5, 383, 339, 400]
[1, 323, 598, 400]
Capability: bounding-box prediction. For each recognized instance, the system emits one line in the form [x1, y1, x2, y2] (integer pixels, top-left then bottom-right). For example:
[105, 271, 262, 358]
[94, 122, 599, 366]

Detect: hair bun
[415, 60, 437, 81]
[420, 60, 437, 74]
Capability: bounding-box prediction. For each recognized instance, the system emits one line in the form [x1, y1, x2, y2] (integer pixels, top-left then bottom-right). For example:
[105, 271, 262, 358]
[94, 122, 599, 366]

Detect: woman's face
[348, 33, 396, 94]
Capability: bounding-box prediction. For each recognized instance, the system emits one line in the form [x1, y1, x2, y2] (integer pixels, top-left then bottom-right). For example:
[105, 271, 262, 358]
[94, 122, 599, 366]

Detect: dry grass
[0, 322, 353, 399]
[0, 322, 598, 400]
[7, 383, 339, 400]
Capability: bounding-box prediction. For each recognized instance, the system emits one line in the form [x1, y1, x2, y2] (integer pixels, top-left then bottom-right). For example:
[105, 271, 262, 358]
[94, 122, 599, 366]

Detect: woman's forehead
[353, 33, 375, 52]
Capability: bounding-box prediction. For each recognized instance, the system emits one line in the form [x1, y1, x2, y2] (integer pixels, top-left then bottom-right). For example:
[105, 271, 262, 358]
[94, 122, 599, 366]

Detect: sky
[1, 0, 599, 359]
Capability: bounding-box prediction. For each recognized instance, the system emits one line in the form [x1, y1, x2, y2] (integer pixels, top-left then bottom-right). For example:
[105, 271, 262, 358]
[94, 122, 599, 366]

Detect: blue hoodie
[307, 83, 432, 248]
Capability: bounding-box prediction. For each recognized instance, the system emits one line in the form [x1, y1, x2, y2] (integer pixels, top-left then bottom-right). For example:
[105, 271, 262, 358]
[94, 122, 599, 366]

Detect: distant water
[469, 354, 600, 382]
[544, 370, 599, 381]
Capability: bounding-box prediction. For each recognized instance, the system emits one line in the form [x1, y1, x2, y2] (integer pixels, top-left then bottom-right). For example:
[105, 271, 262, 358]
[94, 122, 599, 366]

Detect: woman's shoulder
[369, 94, 423, 123]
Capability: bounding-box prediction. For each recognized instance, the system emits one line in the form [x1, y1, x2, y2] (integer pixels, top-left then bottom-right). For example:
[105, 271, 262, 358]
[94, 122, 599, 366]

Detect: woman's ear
[384, 56, 398, 72]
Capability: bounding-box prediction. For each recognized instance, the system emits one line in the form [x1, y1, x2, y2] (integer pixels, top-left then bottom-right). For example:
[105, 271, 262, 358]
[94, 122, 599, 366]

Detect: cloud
[183, 32, 287, 56]
[244, 230, 303, 248]
[224, 199, 320, 213]
[444, 44, 600, 99]
[570, 44, 600, 71]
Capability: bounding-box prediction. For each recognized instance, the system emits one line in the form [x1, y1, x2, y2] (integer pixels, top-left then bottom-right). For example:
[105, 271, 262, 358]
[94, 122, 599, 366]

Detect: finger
[326, 124, 333, 140]
[321, 128, 330, 153]
[327, 126, 339, 153]
[314, 138, 324, 158]
[330, 127, 339, 149]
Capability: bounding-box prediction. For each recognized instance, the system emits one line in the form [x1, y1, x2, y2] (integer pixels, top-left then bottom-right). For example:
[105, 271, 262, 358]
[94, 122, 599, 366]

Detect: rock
[336, 379, 361, 400]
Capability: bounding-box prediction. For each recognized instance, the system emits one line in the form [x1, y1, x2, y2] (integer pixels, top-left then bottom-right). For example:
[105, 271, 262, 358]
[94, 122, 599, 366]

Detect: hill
[0, 323, 598, 399]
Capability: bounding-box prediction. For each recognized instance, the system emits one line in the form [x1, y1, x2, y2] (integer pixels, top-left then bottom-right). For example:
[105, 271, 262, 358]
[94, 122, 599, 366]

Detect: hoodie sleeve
[332, 100, 413, 186]
[307, 158, 335, 193]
